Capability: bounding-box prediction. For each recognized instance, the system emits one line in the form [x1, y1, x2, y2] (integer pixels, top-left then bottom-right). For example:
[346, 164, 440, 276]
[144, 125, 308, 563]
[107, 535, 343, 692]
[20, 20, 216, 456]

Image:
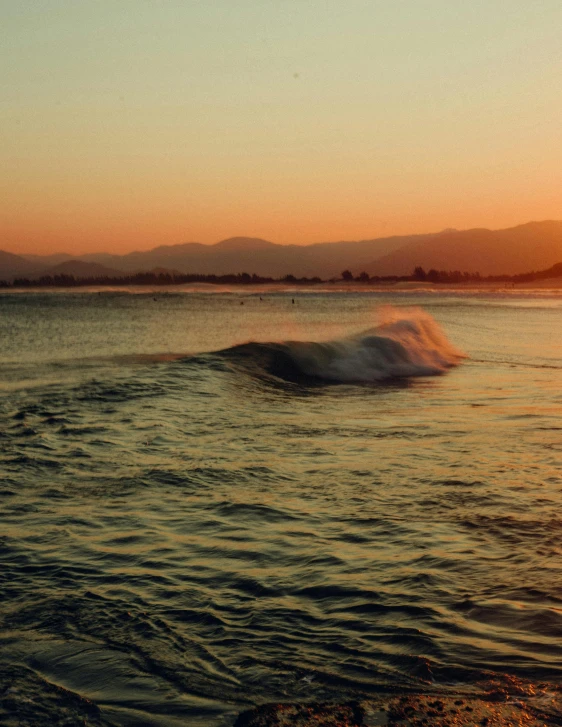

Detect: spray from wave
[218, 307, 465, 383]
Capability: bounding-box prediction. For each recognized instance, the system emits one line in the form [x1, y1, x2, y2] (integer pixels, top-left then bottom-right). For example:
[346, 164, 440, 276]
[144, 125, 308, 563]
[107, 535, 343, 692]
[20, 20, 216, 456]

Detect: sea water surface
[1, 289, 562, 726]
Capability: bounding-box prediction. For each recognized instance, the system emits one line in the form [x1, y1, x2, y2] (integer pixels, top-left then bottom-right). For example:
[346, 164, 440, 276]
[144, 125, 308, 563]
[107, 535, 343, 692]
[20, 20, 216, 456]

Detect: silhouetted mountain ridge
[0, 250, 46, 280]
[214, 237, 277, 251]
[366, 221, 562, 276]
[3, 221, 562, 281]
[45, 260, 124, 278]
[66, 235, 411, 277]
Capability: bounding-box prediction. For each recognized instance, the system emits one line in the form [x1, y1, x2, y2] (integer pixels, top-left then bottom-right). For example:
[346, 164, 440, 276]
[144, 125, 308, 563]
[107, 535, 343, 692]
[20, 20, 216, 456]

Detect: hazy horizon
[2, 1, 561, 256]
[3, 218, 559, 263]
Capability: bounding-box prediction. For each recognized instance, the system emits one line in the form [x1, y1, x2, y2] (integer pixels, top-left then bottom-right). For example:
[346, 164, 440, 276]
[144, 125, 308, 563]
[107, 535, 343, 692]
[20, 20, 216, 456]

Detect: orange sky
[2, 1, 561, 256]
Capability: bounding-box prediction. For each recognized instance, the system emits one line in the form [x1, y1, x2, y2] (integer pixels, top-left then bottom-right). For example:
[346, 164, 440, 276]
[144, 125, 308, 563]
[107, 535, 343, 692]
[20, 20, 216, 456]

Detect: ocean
[1, 288, 562, 726]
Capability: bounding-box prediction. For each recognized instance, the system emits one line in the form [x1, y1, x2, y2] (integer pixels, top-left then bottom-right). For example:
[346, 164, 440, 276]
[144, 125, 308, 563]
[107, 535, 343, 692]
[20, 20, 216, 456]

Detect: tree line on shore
[1, 272, 324, 288]
[2, 261, 562, 288]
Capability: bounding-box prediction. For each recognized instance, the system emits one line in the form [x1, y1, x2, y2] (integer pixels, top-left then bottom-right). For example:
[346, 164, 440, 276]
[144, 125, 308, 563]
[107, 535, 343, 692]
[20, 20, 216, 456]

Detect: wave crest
[219, 307, 465, 383]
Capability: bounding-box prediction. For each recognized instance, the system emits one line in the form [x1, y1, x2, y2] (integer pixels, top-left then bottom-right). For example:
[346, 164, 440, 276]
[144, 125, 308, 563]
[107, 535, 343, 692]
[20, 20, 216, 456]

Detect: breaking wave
[218, 307, 465, 383]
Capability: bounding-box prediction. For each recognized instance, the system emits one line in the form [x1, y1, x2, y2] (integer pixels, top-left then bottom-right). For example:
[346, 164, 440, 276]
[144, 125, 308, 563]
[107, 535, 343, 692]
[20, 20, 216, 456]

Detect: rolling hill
[42, 260, 125, 279]
[365, 221, 562, 277]
[4, 220, 562, 282]
[0, 250, 46, 281]
[69, 235, 415, 278]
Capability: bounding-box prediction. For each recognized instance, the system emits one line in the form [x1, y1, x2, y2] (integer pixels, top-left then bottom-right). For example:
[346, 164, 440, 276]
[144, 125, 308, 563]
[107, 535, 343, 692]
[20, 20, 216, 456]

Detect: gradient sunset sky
[2, 0, 561, 255]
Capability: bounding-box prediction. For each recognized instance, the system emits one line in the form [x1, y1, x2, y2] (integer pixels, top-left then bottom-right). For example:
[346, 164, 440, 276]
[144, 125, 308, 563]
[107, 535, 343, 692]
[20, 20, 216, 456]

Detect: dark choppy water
[1, 289, 562, 726]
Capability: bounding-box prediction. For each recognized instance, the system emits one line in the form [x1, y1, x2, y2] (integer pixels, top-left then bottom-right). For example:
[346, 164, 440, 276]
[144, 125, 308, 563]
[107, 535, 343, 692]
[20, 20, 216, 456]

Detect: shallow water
[1, 290, 562, 725]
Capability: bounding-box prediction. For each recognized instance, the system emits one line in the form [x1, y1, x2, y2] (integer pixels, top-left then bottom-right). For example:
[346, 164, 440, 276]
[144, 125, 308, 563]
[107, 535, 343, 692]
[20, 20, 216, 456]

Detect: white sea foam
[282, 307, 465, 382]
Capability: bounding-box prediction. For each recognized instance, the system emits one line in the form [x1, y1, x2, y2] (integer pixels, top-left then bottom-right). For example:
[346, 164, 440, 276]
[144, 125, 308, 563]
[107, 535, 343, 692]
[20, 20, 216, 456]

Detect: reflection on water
[1, 290, 562, 725]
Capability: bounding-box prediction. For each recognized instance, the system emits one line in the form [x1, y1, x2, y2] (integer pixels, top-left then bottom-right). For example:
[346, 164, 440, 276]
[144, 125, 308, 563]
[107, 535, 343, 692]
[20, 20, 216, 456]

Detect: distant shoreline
[3, 278, 562, 293]
[4, 260, 562, 292]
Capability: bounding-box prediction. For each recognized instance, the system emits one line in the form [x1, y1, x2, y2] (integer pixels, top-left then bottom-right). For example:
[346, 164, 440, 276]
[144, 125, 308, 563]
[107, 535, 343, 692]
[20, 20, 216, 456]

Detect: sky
[2, 0, 561, 255]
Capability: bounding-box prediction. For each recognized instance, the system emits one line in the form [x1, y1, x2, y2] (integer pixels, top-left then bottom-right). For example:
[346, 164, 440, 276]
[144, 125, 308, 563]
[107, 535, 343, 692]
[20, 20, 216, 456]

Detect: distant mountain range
[365, 220, 562, 277]
[2, 220, 562, 282]
[0, 249, 45, 280]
